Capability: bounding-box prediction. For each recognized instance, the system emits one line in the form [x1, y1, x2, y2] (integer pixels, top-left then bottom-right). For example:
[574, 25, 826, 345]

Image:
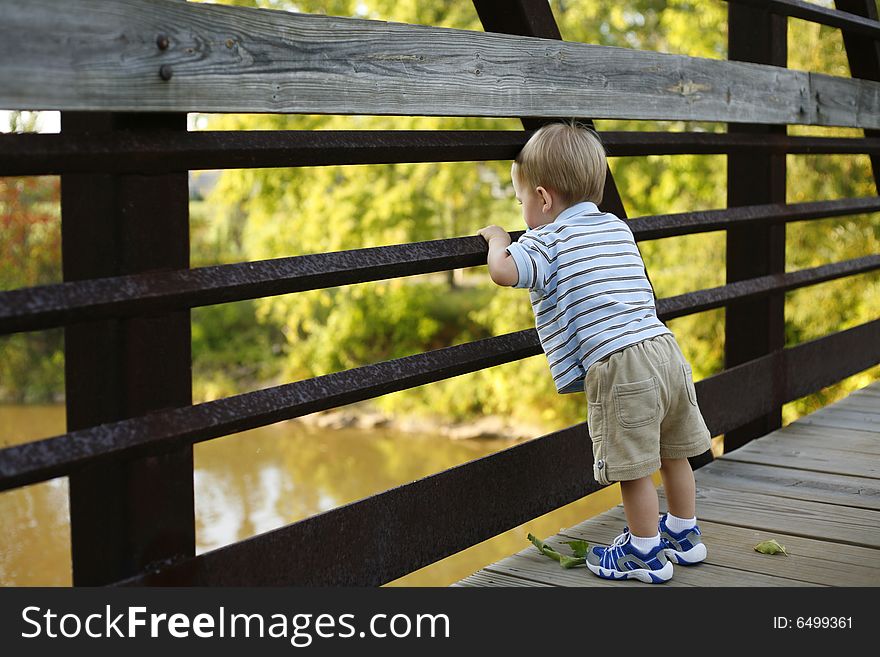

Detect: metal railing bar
[0, 255, 877, 491]
[724, 0, 880, 39]
[2, 197, 878, 335]
[3, 131, 880, 176]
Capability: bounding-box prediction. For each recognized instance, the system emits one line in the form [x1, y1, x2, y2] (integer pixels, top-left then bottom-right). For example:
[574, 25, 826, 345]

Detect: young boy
[477, 122, 712, 584]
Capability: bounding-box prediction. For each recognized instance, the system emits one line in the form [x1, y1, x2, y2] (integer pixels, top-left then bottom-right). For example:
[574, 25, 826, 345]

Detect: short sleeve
[505, 233, 551, 292]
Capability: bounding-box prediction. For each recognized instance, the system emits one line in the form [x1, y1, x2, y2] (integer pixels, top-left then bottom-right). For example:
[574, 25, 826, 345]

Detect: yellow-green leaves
[754, 539, 788, 556]
[528, 534, 588, 569]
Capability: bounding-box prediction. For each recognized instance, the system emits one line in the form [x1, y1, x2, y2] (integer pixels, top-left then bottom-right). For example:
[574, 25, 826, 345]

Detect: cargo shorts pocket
[613, 377, 659, 428]
[682, 363, 698, 406]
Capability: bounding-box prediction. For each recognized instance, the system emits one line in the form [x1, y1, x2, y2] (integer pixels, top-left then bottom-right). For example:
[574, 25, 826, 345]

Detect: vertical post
[835, 0, 880, 192]
[473, 0, 686, 469]
[725, 3, 787, 453]
[473, 0, 665, 337]
[61, 112, 194, 585]
[472, 0, 628, 219]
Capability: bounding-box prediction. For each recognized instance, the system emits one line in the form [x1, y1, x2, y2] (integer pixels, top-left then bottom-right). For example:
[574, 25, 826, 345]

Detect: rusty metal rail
[2, 198, 878, 335]
[3, 131, 880, 176]
[1, 255, 877, 494]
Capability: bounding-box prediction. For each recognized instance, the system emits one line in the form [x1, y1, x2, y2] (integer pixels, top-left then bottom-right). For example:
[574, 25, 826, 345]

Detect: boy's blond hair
[513, 121, 607, 206]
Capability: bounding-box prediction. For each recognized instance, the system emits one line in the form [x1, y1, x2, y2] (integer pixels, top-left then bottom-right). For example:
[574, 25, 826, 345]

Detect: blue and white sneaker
[659, 513, 707, 565]
[586, 528, 674, 584]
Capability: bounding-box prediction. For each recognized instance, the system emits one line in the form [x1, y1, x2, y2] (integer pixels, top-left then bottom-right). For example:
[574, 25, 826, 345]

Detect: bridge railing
[0, 0, 878, 586]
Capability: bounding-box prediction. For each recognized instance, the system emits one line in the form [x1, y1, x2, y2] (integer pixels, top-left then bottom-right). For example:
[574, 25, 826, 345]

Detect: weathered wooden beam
[1, 0, 880, 128]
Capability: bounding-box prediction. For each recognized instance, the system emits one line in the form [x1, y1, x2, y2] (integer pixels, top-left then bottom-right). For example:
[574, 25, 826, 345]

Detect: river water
[0, 404, 622, 587]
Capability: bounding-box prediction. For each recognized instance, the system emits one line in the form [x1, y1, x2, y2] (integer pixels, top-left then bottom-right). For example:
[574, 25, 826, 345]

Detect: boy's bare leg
[619, 475, 659, 538]
[659, 457, 696, 519]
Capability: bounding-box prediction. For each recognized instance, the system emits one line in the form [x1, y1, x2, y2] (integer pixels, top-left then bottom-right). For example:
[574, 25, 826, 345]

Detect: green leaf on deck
[528, 534, 587, 568]
[754, 539, 788, 556]
[561, 540, 590, 558]
[527, 533, 548, 554]
[559, 555, 587, 569]
[528, 533, 562, 562]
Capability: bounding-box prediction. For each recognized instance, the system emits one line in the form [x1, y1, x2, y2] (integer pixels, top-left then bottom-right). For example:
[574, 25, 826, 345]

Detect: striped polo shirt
[505, 201, 672, 394]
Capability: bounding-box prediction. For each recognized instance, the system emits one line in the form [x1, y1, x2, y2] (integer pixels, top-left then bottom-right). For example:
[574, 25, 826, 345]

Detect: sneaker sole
[586, 560, 673, 584]
[663, 542, 707, 565]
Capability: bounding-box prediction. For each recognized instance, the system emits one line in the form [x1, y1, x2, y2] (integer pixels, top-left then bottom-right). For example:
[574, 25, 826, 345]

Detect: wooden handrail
[1, 0, 879, 128]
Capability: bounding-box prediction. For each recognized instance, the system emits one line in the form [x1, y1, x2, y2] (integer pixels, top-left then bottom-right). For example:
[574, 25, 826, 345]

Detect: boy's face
[511, 164, 554, 230]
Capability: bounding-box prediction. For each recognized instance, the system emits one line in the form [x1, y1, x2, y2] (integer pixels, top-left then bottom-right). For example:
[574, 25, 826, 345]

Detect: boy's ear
[536, 186, 553, 213]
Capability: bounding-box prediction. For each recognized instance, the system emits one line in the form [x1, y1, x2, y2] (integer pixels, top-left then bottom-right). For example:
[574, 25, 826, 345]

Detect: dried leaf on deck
[754, 539, 788, 556]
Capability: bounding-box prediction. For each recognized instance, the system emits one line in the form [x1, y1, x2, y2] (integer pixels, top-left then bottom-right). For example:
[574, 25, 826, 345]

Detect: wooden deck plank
[483, 560, 662, 587]
[794, 414, 880, 434]
[558, 510, 873, 586]
[584, 520, 880, 586]
[720, 440, 880, 479]
[555, 512, 818, 587]
[824, 399, 880, 412]
[583, 505, 877, 568]
[848, 392, 880, 404]
[455, 383, 880, 586]
[806, 407, 880, 425]
[480, 535, 654, 588]
[769, 425, 880, 456]
[762, 432, 880, 457]
[665, 486, 880, 548]
[691, 459, 880, 510]
[484, 517, 813, 587]
[454, 571, 553, 587]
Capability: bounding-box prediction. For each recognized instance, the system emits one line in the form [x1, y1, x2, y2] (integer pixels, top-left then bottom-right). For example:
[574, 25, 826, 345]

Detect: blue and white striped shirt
[505, 201, 671, 394]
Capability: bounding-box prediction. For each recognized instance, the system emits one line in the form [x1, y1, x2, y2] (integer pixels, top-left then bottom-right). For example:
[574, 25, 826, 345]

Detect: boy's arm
[477, 225, 518, 286]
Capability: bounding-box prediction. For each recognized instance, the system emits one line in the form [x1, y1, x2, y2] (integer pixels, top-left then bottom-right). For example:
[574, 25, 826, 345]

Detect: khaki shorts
[585, 332, 712, 485]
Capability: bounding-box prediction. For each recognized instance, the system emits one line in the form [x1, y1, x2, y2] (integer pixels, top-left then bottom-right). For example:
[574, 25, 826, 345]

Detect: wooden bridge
[457, 379, 880, 587]
[0, 0, 878, 587]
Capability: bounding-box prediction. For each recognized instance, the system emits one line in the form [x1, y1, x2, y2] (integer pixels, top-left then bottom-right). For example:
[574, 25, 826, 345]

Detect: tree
[0, 173, 63, 402]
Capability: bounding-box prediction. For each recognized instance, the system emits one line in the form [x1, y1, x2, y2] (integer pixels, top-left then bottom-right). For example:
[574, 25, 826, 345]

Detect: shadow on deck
[455, 381, 880, 587]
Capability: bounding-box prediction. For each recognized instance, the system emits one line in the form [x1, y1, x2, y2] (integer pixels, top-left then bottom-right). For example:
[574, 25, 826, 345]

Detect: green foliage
[528, 533, 588, 568]
[0, 173, 64, 403]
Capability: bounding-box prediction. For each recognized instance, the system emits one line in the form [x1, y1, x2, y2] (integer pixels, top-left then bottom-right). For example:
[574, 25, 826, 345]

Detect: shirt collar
[553, 201, 602, 224]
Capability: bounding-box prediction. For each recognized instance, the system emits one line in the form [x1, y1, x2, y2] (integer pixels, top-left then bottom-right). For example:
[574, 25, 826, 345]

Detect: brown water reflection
[0, 405, 621, 586]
